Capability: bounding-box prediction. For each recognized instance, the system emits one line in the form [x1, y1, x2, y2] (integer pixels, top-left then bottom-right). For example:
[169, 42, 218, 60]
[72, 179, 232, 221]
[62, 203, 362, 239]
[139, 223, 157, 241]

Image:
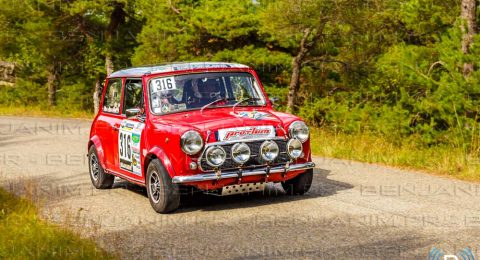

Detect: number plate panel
[119, 120, 145, 176]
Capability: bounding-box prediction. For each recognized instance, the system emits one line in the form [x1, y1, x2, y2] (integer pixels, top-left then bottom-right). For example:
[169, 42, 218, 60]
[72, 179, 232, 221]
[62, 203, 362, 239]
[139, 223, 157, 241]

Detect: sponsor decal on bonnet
[218, 126, 275, 141]
[232, 111, 272, 120]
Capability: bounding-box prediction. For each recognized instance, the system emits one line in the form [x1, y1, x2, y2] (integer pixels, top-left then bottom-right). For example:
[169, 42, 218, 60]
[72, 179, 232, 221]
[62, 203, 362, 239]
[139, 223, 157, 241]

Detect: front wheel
[88, 146, 114, 189]
[281, 168, 313, 195]
[146, 159, 180, 213]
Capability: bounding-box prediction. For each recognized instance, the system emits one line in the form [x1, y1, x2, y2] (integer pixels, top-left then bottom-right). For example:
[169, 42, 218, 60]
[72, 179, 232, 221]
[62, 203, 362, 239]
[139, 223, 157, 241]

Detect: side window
[123, 79, 144, 114]
[103, 79, 122, 114]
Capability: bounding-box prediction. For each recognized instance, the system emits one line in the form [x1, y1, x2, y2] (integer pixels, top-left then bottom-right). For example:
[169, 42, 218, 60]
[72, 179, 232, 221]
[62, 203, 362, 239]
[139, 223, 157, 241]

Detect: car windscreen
[148, 72, 266, 114]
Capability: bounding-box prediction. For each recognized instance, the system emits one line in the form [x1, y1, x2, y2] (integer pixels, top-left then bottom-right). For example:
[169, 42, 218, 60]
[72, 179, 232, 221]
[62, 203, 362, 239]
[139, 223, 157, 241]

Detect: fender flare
[144, 146, 176, 178]
[88, 135, 107, 169]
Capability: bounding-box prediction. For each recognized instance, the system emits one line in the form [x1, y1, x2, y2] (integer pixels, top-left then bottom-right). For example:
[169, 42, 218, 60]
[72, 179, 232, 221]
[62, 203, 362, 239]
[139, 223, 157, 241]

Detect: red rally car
[88, 62, 315, 213]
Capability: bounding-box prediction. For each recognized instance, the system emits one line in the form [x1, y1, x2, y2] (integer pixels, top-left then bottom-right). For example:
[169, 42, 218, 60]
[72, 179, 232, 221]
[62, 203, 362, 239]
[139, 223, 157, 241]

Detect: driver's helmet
[199, 78, 221, 99]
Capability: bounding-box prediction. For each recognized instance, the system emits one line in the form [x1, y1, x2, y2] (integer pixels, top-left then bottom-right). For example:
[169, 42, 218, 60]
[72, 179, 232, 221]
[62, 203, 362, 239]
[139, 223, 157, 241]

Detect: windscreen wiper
[232, 97, 261, 113]
[200, 97, 234, 113]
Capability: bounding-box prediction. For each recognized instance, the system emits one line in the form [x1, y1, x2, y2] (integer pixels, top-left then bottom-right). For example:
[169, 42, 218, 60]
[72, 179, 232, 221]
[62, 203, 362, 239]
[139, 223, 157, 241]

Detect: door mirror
[269, 97, 279, 107]
[126, 108, 141, 118]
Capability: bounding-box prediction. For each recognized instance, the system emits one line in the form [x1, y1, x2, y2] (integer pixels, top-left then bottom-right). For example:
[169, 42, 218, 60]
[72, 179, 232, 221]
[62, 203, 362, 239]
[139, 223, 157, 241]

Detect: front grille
[199, 139, 290, 172]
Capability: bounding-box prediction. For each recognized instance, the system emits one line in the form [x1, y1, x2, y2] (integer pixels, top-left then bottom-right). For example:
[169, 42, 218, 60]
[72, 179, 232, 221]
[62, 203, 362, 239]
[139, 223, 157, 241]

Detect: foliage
[132, 0, 290, 84]
[0, 0, 479, 176]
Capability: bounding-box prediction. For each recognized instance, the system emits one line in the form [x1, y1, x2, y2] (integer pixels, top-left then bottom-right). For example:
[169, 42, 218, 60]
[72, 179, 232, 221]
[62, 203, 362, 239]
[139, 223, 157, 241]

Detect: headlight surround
[287, 138, 303, 159]
[180, 130, 204, 155]
[288, 121, 309, 143]
[260, 140, 279, 162]
[205, 146, 226, 167]
[231, 143, 251, 164]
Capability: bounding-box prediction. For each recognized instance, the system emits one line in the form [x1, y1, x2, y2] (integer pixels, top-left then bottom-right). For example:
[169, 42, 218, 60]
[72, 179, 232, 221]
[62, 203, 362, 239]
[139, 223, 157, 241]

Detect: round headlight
[289, 121, 309, 143]
[287, 138, 303, 159]
[231, 143, 251, 164]
[260, 140, 279, 162]
[205, 146, 226, 167]
[181, 130, 204, 155]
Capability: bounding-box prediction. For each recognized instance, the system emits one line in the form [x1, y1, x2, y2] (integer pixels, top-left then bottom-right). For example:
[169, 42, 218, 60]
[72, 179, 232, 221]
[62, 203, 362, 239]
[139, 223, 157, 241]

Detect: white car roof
[108, 62, 250, 78]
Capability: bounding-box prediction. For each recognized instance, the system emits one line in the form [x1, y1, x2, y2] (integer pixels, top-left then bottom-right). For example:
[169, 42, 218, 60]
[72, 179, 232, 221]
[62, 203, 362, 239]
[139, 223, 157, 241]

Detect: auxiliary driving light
[260, 140, 279, 162]
[231, 143, 251, 164]
[205, 146, 226, 167]
[287, 138, 303, 159]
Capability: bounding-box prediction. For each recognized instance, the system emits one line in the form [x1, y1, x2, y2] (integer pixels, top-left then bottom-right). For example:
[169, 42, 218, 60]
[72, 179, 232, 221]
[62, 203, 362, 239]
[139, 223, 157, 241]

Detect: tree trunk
[77, 2, 125, 110]
[93, 77, 101, 113]
[46, 64, 58, 107]
[105, 55, 114, 76]
[104, 2, 126, 76]
[287, 29, 312, 113]
[287, 55, 305, 113]
[461, 0, 477, 77]
[286, 21, 327, 113]
[77, 16, 103, 111]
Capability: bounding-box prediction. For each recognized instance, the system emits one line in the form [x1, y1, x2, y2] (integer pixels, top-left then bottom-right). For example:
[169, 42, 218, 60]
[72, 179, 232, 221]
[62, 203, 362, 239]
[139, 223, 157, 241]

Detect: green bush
[299, 24, 480, 153]
[56, 82, 94, 112]
[0, 80, 47, 107]
[264, 85, 288, 111]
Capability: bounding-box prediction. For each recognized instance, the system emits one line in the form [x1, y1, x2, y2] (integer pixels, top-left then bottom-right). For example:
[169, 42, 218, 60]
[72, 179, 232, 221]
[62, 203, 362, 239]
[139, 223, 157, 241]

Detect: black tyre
[281, 168, 313, 195]
[88, 146, 114, 189]
[146, 159, 180, 213]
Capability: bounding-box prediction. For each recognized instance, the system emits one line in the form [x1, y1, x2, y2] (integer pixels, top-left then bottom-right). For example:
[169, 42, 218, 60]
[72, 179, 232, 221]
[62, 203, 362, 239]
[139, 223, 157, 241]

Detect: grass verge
[310, 128, 480, 181]
[0, 105, 93, 119]
[0, 188, 115, 259]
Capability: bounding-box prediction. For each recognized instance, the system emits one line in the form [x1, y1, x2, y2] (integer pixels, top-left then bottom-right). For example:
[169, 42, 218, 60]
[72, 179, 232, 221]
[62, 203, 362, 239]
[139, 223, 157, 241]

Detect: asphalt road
[1, 116, 479, 259]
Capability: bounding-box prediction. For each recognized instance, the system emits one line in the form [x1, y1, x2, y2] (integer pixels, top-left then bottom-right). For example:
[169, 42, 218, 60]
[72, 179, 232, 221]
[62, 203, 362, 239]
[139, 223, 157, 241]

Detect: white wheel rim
[149, 171, 161, 203]
[89, 154, 100, 181]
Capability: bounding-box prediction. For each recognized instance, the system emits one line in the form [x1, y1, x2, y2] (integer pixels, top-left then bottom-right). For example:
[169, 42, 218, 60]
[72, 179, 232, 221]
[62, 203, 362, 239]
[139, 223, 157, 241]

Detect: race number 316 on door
[118, 121, 144, 176]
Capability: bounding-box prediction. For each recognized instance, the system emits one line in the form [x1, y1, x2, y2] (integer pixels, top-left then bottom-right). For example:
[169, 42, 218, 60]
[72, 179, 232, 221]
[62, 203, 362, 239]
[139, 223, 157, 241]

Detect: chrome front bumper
[172, 162, 316, 184]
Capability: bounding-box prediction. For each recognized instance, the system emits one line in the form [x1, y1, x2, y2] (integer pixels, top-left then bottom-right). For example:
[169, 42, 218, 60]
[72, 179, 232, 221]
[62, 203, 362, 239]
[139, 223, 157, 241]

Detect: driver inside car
[186, 78, 225, 107]
[200, 79, 222, 101]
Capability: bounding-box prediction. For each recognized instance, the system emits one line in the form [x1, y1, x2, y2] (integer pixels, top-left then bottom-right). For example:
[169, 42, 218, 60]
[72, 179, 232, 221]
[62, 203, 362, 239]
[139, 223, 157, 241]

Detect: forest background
[1, 0, 479, 179]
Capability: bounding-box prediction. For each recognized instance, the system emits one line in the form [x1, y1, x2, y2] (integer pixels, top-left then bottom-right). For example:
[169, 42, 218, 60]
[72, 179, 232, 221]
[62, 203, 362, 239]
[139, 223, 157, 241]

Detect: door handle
[111, 124, 120, 131]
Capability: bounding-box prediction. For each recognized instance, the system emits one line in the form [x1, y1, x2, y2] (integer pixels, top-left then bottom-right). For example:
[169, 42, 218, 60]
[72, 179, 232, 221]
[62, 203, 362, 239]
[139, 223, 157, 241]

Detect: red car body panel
[89, 63, 313, 190]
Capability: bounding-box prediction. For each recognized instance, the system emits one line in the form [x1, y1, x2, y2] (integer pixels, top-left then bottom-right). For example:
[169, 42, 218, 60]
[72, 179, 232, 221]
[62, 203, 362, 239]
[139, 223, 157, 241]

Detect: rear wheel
[281, 168, 313, 195]
[88, 146, 114, 189]
[146, 159, 180, 213]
